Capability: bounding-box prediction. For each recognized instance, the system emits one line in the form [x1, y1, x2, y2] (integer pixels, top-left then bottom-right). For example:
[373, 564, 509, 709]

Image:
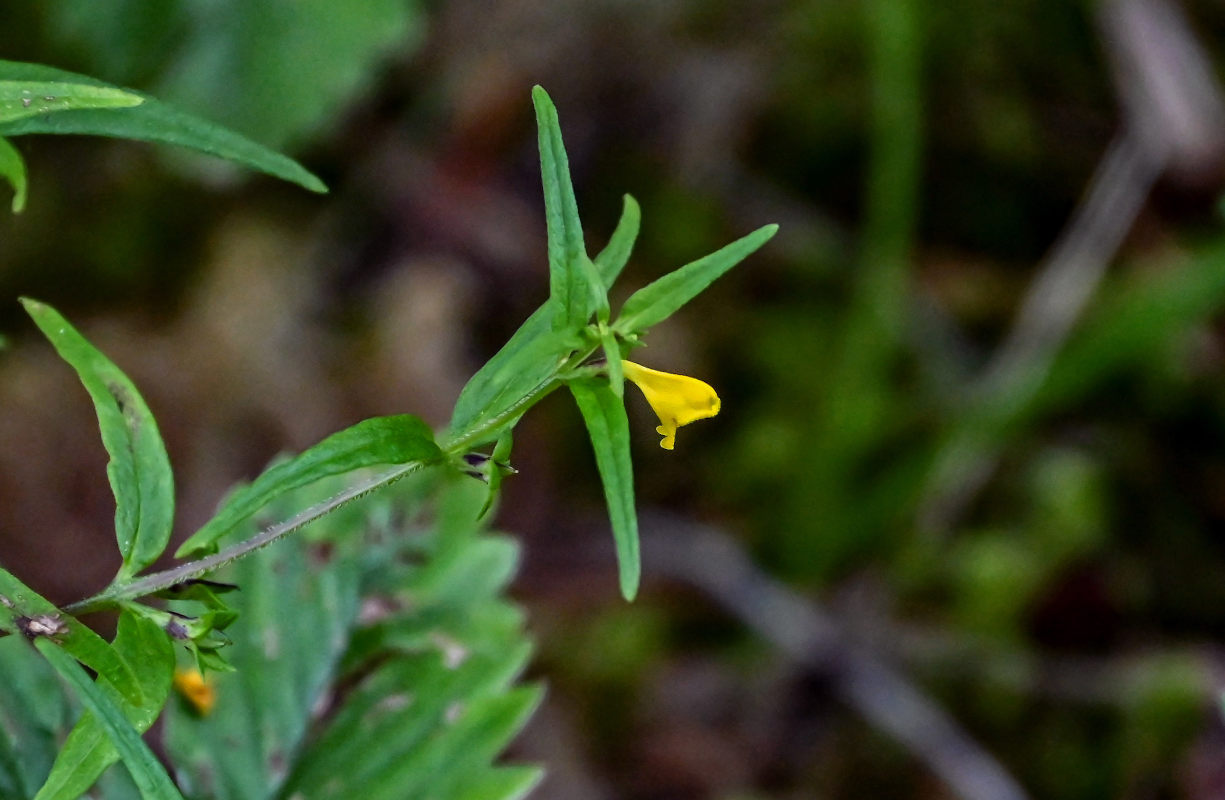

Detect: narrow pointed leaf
[35, 640, 183, 800]
[450, 187, 636, 442]
[451, 765, 544, 800]
[176, 414, 441, 557]
[0, 81, 141, 125]
[532, 85, 599, 330]
[614, 223, 778, 335]
[593, 194, 641, 286]
[21, 299, 174, 579]
[0, 632, 72, 799]
[568, 379, 640, 599]
[447, 304, 570, 444]
[0, 61, 325, 193]
[0, 566, 146, 708]
[0, 136, 28, 212]
[33, 612, 174, 800]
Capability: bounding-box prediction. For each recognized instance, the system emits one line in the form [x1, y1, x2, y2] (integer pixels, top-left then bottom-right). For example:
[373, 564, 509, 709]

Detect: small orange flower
[173, 668, 216, 716]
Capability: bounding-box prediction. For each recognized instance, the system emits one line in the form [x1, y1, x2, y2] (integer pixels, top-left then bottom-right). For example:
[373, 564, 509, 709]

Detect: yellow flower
[173, 668, 216, 716]
[622, 360, 721, 450]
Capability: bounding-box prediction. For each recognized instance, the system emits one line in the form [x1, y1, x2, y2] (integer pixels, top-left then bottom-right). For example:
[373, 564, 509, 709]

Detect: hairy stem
[64, 344, 597, 616]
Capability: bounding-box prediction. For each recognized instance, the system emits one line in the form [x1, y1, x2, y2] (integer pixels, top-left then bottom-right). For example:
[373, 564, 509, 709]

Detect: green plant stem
[64, 461, 428, 615]
[64, 345, 597, 617]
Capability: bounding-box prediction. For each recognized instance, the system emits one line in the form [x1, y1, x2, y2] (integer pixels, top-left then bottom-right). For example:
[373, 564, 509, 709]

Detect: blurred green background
[4, 1, 1225, 798]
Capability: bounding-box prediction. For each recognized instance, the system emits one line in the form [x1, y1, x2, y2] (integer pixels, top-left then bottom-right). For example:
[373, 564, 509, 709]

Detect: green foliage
[34, 613, 176, 800]
[451, 87, 773, 595]
[165, 476, 540, 800]
[0, 136, 27, 211]
[0, 81, 141, 124]
[0, 568, 147, 709]
[0, 80, 772, 799]
[20, 298, 175, 581]
[612, 223, 778, 336]
[533, 86, 599, 331]
[569, 379, 639, 599]
[35, 639, 181, 800]
[176, 415, 441, 557]
[0, 633, 72, 799]
[0, 60, 325, 196]
[42, 0, 424, 151]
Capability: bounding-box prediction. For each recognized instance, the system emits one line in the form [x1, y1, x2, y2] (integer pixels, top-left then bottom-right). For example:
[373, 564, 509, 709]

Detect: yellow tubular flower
[622, 360, 721, 450]
[173, 668, 216, 716]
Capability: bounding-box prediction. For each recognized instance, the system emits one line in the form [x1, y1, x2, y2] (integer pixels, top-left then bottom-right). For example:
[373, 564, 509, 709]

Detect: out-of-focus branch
[919, 0, 1225, 534]
[645, 514, 1032, 800]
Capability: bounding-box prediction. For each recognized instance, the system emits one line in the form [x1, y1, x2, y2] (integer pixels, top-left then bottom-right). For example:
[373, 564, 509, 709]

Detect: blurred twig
[645, 513, 1032, 800]
[919, 0, 1225, 534]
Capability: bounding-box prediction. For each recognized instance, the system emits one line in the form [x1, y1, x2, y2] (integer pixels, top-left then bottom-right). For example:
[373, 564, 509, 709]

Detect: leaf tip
[531, 85, 557, 118]
[619, 566, 640, 601]
[300, 173, 329, 194]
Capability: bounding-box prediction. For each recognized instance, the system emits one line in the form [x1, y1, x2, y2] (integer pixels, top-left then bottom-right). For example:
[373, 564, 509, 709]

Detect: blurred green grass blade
[285, 645, 534, 800]
[0, 566, 147, 708]
[0, 80, 141, 124]
[0, 636, 71, 799]
[373, 687, 543, 800]
[20, 299, 174, 580]
[593, 194, 641, 286]
[532, 85, 598, 330]
[926, 240, 1225, 521]
[614, 224, 778, 335]
[34, 640, 183, 800]
[0, 60, 326, 193]
[569, 379, 640, 600]
[34, 612, 174, 800]
[0, 136, 28, 212]
[176, 414, 441, 557]
[0, 726, 24, 800]
[137, 0, 421, 152]
[165, 531, 364, 800]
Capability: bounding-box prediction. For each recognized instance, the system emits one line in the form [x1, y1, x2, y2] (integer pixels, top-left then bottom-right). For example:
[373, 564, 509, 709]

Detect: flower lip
[621, 360, 721, 450]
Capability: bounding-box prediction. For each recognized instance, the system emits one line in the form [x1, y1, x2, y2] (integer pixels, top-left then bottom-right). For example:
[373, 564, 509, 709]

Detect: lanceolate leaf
[0, 80, 141, 125]
[0, 136, 27, 212]
[20, 299, 174, 580]
[447, 306, 570, 445]
[176, 414, 441, 558]
[167, 477, 539, 800]
[0, 566, 147, 709]
[532, 85, 600, 331]
[614, 223, 779, 335]
[0, 60, 325, 193]
[35, 640, 183, 800]
[449, 193, 637, 442]
[593, 194, 641, 287]
[568, 379, 640, 600]
[0, 633, 72, 799]
[33, 612, 174, 800]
